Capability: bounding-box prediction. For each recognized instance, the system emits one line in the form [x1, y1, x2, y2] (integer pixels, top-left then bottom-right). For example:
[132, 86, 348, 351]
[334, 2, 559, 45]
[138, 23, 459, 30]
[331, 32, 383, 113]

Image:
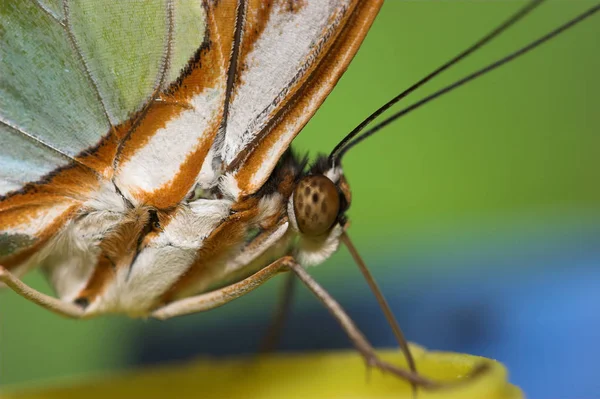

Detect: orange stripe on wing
[113, 1, 239, 209]
[0, 102, 124, 272]
[0, 202, 80, 270]
[0, 154, 105, 270]
[126, 111, 223, 210]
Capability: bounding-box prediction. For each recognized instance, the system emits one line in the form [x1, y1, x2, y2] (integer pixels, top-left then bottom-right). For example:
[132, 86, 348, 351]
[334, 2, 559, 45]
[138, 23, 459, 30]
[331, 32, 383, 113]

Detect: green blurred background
[1, 1, 599, 398]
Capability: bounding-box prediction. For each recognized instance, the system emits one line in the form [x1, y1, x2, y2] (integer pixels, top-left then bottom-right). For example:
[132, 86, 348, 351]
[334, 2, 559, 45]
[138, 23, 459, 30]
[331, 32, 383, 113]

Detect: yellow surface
[1, 346, 522, 399]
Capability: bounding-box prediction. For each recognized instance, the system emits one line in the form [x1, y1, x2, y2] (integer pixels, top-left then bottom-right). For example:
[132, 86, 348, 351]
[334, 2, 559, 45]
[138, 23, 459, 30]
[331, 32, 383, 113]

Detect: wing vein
[62, 0, 114, 127]
[0, 117, 91, 170]
[226, 2, 352, 172]
[112, 0, 176, 167]
[156, 0, 175, 91]
[31, 0, 65, 26]
[214, 0, 248, 160]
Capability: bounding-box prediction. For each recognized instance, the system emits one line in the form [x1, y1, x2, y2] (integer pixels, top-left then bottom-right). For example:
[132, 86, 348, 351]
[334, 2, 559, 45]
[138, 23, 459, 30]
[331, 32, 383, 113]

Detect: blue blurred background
[1, 2, 599, 398]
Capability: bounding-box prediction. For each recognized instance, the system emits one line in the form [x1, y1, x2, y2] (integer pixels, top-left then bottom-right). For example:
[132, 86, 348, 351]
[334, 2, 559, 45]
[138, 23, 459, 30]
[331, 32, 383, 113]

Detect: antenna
[334, 3, 599, 160]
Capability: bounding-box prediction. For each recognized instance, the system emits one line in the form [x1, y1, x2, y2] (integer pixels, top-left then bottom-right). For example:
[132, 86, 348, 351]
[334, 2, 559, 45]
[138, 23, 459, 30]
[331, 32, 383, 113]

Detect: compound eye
[293, 175, 340, 236]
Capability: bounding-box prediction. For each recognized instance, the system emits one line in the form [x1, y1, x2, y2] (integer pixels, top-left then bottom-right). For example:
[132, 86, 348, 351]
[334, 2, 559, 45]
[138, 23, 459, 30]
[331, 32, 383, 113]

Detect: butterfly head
[287, 155, 351, 239]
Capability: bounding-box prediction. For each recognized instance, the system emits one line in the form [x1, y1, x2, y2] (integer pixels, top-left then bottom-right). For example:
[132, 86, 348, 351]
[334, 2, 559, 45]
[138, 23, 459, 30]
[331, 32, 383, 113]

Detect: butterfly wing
[0, 0, 204, 274]
[113, 0, 383, 206]
[0, 0, 382, 313]
[219, 0, 383, 197]
[1, 0, 110, 274]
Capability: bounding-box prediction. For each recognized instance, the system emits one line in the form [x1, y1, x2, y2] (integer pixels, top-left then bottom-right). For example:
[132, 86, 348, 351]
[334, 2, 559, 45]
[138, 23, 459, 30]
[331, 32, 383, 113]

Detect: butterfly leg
[151, 256, 294, 320]
[286, 260, 444, 389]
[0, 266, 85, 319]
[259, 272, 296, 353]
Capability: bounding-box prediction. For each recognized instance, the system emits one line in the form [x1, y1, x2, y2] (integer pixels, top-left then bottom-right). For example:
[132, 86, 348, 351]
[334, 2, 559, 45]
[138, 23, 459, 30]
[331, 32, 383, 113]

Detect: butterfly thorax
[28, 151, 349, 317]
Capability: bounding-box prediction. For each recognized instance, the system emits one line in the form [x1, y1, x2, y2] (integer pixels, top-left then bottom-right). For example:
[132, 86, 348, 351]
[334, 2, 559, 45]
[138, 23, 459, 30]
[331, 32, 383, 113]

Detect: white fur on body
[26, 173, 343, 317]
[90, 196, 233, 316]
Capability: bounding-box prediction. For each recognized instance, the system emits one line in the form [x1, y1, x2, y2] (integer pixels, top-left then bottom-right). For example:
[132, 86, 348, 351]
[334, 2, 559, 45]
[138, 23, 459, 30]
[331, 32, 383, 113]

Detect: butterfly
[1, 0, 598, 390]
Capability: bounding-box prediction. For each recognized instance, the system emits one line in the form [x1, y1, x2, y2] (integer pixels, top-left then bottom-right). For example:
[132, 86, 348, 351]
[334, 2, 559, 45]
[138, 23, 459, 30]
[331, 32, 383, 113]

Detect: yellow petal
[2, 345, 522, 399]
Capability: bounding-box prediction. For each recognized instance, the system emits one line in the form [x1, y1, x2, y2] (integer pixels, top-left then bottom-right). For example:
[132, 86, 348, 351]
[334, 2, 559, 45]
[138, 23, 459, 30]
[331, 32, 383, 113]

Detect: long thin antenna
[329, 0, 545, 166]
[336, 3, 600, 161]
[340, 232, 417, 378]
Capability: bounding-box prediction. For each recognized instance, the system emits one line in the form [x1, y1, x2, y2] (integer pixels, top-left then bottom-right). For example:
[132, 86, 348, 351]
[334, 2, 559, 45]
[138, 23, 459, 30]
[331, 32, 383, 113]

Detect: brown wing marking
[215, 0, 276, 143]
[217, 0, 249, 147]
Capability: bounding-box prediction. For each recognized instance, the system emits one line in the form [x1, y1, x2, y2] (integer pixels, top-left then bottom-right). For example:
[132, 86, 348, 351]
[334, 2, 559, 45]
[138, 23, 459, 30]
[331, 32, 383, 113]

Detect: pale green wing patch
[0, 0, 209, 274]
[67, 1, 169, 124]
[67, 0, 207, 124]
[0, 1, 110, 160]
[0, 123, 70, 195]
[169, 0, 207, 84]
[0, 0, 206, 196]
